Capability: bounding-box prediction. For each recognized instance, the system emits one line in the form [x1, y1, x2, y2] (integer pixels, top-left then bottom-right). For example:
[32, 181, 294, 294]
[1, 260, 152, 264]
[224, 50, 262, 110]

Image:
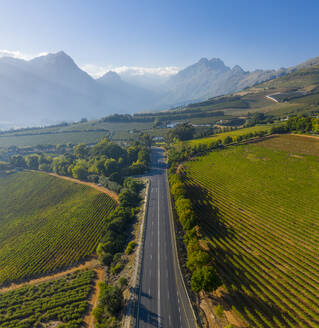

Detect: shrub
[111, 262, 124, 275]
[119, 277, 128, 288]
[216, 304, 224, 317]
[125, 241, 137, 255]
[191, 265, 221, 293]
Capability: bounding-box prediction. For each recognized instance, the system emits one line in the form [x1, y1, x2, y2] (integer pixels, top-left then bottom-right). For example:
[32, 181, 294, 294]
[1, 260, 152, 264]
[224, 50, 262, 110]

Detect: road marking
[157, 178, 161, 328]
[150, 254, 152, 260]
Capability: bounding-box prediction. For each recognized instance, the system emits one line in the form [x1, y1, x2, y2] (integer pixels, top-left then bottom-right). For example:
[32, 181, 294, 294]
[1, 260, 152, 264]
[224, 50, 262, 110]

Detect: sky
[0, 0, 319, 77]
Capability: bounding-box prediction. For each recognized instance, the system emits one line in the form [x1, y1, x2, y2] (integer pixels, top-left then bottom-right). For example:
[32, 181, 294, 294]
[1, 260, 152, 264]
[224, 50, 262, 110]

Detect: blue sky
[0, 0, 319, 75]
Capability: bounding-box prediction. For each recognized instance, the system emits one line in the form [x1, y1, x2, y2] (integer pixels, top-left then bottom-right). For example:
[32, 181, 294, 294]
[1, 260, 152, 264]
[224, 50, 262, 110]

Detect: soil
[84, 267, 105, 328]
[290, 133, 319, 140]
[48, 172, 119, 202]
[0, 258, 100, 293]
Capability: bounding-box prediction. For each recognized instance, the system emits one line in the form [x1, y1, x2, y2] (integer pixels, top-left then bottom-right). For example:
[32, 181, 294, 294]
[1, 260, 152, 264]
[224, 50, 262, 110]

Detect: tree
[101, 253, 113, 266]
[104, 158, 118, 176]
[72, 161, 88, 180]
[187, 250, 210, 272]
[191, 265, 221, 292]
[223, 136, 233, 145]
[99, 283, 123, 315]
[26, 155, 39, 170]
[119, 188, 141, 208]
[74, 143, 89, 159]
[52, 156, 71, 176]
[167, 123, 195, 142]
[10, 155, 26, 168]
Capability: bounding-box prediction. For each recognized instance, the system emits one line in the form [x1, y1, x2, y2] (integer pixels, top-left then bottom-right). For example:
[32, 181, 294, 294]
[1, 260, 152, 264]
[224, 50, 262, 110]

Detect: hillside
[161, 57, 288, 106]
[1, 52, 319, 128]
[177, 60, 319, 118]
[0, 52, 156, 126]
[181, 134, 319, 327]
[0, 171, 116, 285]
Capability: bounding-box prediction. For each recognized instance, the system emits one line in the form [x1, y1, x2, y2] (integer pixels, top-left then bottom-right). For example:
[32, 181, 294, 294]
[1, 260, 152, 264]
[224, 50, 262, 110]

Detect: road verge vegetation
[93, 178, 145, 328]
[168, 171, 221, 294]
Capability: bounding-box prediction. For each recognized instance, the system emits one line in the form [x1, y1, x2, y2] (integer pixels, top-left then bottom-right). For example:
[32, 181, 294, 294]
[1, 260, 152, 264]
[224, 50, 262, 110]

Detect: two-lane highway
[136, 147, 196, 328]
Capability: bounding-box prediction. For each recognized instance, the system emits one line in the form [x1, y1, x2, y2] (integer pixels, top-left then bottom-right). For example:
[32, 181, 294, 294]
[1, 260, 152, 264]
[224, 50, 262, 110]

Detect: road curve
[135, 147, 197, 328]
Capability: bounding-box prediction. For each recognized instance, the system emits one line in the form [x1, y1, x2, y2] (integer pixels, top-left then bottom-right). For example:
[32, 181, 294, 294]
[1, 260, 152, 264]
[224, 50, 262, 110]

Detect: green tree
[191, 265, 220, 292]
[10, 155, 26, 168]
[104, 158, 118, 176]
[26, 155, 39, 170]
[72, 160, 88, 180]
[223, 136, 233, 145]
[99, 283, 123, 315]
[74, 143, 89, 159]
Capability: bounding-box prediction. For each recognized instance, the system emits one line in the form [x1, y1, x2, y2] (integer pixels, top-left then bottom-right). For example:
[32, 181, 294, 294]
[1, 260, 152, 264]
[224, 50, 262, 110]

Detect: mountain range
[0, 51, 318, 127]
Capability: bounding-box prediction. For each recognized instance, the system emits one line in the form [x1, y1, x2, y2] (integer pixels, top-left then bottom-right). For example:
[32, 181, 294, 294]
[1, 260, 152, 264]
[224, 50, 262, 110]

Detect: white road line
[158, 178, 161, 328]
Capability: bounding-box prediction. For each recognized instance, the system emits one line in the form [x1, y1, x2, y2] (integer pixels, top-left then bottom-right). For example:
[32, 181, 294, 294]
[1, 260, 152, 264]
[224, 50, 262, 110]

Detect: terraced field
[0, 269, 95, 328]
[0, 171, 116, 286]
[182, 134, 319, 327]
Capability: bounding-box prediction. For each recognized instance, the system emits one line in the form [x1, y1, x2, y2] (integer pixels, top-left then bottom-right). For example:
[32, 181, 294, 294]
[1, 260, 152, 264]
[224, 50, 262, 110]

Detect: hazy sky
[0, 0, 319, 75]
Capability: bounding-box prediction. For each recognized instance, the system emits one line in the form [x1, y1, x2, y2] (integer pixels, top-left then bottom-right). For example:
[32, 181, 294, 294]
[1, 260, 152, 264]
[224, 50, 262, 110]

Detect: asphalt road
[136, 147, 197, 328]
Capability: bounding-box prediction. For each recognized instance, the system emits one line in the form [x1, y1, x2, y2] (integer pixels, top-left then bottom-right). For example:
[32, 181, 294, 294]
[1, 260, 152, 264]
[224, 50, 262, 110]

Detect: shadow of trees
[184, 180, 298, 328]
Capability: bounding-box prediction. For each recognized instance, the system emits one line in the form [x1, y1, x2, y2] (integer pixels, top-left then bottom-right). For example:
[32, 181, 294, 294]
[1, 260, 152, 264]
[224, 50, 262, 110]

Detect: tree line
[169, 171, 221, 293]
[271, 115, 319, 134]
[93, 178, 144, 327]
[167, 129, 269, 165]
[8, 135, 151, 192]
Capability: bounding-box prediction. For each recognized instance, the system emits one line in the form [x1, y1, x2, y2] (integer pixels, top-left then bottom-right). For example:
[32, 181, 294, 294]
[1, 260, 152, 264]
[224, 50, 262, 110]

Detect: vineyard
[0, 171, 116, 286]
[182, 135, 319, 327]
[0, 269, 95, 328]
[185, 124, 273, 146]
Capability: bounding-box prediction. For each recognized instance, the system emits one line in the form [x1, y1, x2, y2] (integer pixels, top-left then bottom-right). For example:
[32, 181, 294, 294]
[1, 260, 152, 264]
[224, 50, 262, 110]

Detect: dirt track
[290, 133, 319, 140]
[84, 268, 105, 328]
[0, 259, 100, 293]
[48, 172, 119, 202]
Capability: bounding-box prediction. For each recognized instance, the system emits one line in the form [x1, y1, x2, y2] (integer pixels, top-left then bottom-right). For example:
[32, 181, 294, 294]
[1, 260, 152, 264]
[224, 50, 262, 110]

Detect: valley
[1, 19, 319, 328]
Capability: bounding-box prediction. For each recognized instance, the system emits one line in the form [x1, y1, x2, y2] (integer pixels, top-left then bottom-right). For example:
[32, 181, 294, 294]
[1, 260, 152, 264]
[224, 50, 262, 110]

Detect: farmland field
[182, 134, 319, 327]
[185, 124, 273, 146]
[0, 269, 95, 328]
[0, 131, 109, 147]
[0, 171, 116, 286]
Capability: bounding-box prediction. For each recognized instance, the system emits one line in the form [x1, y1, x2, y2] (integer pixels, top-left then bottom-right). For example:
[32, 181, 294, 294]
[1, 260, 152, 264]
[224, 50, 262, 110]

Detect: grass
[182, 134, 319, 327]
[185, 125, 273, 146]
[0, 269, 95, 328]
[0, 171, 116, 286]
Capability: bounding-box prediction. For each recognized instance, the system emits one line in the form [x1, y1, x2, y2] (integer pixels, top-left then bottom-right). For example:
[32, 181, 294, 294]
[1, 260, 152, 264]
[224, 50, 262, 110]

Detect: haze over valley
[2, 50, 318, 128]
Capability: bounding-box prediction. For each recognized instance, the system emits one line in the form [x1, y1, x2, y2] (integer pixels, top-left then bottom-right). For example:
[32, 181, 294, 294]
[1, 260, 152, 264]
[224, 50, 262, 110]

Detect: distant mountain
[0, 52, 155, 125]
[1, 51, 319, 126]
[97, 71, 159, 111]
[160, 57, 289, 107]
[175, 57, 319, 119]
[117, 69, 170, 91]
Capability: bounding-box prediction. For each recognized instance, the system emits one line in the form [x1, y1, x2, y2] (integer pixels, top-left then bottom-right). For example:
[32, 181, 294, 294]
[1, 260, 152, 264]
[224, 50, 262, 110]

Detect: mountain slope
[161, 57, 288, 106]
[1, 51, 319, 126]
[174, 60, 319, 118]
[0, 52, 155, 125]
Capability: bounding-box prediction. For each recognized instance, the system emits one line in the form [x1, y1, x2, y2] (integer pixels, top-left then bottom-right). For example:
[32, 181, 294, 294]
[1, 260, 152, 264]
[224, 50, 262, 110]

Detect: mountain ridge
[0, 51, 319, 126]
